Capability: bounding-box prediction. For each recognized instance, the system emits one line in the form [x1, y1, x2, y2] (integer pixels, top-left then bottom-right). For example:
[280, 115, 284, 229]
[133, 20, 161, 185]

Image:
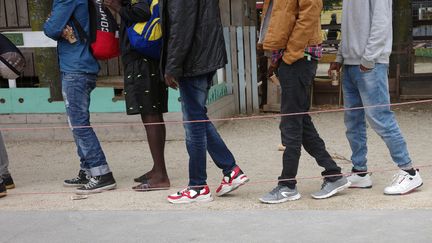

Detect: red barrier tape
[1, 99, 432, 132]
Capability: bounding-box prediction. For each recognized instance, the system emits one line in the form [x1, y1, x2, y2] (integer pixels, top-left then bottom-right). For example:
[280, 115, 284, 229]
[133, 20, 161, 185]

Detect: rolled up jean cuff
[398, 162, 413, 171]
[353, 165, 368, 172]
[89, 164, 111, 177]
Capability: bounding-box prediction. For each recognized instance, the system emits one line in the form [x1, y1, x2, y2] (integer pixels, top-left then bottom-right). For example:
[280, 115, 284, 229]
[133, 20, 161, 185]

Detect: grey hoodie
[335, 0, 393, 69]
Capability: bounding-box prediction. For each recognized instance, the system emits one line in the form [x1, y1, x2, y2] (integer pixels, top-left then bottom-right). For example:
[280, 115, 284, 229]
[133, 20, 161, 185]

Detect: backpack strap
[0, 55, 21, 77]
[70, 15, 88, 43]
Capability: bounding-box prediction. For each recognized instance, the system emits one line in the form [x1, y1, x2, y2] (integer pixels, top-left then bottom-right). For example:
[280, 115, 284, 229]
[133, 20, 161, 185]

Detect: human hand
[268, 62, 279, 77]
[359, 64, 372, 72]
[103, 0, 122, 13]
[61, 25, 77, 43]
[61, 25, 73, 39]
[164, 73, 179, 90]
[328, 62, 342, 77]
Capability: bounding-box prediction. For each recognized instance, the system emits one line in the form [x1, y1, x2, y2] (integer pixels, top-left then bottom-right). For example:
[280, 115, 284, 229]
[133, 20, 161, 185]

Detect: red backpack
[72, 0, 120, 60]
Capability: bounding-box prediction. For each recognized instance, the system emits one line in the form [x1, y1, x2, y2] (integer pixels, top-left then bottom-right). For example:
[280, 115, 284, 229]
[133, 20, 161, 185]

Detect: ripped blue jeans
[62, 72, 111, 176]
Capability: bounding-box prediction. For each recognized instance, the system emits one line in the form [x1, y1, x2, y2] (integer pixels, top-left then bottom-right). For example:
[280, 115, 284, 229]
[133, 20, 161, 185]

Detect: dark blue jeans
[62, 73, 111, 177]
[179, 73, 236, 186]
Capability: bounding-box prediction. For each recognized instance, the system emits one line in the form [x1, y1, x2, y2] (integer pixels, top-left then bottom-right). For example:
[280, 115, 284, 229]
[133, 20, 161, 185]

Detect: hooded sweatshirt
[335, 0, 393, 69]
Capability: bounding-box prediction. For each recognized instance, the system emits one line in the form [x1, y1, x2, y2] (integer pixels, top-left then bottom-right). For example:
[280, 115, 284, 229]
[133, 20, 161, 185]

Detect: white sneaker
[347, 173, 373, 188]
[384, 170, 423, 195]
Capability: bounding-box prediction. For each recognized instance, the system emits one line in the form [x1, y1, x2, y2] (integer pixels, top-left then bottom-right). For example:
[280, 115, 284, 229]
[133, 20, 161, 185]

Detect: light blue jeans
[62, 73, 111, 177]
[343, 64, 412, 171]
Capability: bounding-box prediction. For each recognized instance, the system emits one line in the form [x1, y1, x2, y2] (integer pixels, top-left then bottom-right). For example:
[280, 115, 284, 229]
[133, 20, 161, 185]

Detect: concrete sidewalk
[1, 210, 432, 242]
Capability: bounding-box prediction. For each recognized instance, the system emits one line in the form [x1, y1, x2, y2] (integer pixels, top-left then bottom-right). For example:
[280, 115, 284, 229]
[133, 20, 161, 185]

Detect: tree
[323, 0, 342, 10]
[28, 0, 62, 101]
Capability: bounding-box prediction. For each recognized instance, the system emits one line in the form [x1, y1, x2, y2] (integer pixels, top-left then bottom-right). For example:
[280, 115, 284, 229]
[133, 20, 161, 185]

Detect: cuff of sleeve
[361, 58, 375, 69]
[165, 67, 183, 78]
[335, 55, 344, 64]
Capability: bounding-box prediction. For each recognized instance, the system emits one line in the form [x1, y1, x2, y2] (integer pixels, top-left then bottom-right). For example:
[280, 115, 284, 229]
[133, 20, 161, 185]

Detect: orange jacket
[262, 0, 323, 64]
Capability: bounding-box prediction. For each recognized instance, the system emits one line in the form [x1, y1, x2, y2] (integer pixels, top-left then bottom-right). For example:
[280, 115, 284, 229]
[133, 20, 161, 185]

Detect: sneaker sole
[168, 195, 214, 204]
[75, 183, 117, 195]
[5, 184, 15, 190]
[311, 181, 352, 200]
[384, 182, 423, 195]
[349, 185, 372, 189]
[63, 183, 87, 188]
[216, 176, 250, 197]
[259, 193, 301, 204]
[0, 192, 6, 198]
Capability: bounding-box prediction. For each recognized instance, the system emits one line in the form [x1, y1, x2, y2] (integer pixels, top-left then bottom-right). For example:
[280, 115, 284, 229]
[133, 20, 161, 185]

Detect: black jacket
[119, 0, 151, 65]
[160, 0, 227, 78]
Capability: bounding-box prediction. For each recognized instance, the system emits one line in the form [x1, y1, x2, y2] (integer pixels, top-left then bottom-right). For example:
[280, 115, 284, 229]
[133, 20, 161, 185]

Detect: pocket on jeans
[298, 64, 316, 87]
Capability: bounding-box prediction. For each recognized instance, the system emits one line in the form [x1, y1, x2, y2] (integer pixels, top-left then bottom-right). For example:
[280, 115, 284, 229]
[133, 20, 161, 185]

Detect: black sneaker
[76, 172, 116, 195]
[64, 170, 89, 187]
[3, 175, 15, 189]
[0, 182, 6, 198]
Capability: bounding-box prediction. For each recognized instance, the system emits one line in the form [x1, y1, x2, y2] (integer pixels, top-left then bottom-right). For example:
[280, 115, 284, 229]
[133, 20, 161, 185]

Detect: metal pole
[8, 79, 16, 88]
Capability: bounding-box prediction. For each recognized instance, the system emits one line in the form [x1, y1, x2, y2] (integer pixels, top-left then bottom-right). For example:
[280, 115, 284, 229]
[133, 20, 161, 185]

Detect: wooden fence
[224, 26, 259, 114]
[1, 0, 260, 114]
[0, 0, 30, 29]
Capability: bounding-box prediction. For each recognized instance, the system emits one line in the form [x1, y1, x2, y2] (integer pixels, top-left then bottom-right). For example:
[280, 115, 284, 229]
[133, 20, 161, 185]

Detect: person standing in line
[0, 33, 21, 198]
[259, 0, 350, 204]
[328, 0, 423, 195]
[327, 13, 340, 50]
[44, 0, 116, 194]
[0, 132, 14, 198]
[103, 0, 170, 191]
[161, 0, 249, 204]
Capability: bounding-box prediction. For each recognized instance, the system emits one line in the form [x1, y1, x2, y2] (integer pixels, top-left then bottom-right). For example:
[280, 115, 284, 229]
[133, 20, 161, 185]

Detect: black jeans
[278, 59, 342, 188]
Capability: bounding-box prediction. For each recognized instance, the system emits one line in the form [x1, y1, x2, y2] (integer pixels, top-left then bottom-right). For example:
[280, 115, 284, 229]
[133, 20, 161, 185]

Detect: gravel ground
[1, 105, 432, 211]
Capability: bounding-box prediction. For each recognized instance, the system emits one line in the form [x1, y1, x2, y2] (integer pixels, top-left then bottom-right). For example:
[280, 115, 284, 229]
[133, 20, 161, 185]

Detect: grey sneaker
[311, 177, 351, 199]
[259, 185, 301, 204]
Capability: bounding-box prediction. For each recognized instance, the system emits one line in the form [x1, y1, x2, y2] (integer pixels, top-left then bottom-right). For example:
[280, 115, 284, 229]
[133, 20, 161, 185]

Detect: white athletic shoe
[384, 170, 423, 195]
[347, 173, 373, 188]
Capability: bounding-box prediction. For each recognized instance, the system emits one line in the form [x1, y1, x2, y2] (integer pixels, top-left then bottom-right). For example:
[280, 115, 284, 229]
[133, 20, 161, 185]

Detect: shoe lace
[321, 180, 329, 190]
[270, 185, 284, 195]
[71, 171, 89, 182]
[84, 177, 99, 189]
[177, 187, 190, 195]
[70, 176, 81, 182]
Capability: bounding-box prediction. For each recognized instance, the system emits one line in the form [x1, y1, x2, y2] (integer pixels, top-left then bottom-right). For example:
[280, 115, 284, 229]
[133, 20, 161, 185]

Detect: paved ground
[1, 211, 432, 243]
[1, 104, 432, 241]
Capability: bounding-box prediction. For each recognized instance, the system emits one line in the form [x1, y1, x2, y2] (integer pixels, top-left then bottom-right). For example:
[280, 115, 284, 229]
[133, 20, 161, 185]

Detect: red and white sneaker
[167, 185, 213, 204]
[216, 166, 249, 196]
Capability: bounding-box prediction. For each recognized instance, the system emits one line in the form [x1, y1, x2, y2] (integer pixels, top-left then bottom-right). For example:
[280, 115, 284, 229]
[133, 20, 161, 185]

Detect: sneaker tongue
[271, 185, 283, 194]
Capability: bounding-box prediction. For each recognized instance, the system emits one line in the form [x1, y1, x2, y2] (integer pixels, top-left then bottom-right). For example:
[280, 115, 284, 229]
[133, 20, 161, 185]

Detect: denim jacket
[44, 0, 99, 74]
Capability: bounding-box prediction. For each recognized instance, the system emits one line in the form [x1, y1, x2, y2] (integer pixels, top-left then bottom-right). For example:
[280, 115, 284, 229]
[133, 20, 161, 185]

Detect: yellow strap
[133, 22, 147, 35]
